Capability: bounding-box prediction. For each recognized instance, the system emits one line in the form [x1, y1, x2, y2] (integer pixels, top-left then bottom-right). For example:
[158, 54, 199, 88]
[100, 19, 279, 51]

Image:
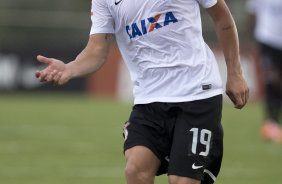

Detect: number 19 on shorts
[189, 128, 212, 157]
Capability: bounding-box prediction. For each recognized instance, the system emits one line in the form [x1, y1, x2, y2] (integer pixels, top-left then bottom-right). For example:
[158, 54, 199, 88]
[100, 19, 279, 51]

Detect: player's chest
[107, 0, 195, 26]
[109, 0, 168, 19]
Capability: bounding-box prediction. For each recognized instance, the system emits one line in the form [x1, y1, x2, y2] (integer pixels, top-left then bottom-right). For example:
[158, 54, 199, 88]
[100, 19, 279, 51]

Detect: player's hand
[35, 55, 71, 85]
[225, 73, 249, 109]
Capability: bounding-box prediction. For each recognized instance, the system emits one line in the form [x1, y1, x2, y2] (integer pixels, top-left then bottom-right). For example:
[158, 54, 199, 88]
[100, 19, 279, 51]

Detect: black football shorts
[123, 95, 223, 184]
[260, 42, 282, 73]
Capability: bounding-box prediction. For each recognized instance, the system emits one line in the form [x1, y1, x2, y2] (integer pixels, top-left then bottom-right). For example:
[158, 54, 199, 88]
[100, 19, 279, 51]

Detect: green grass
[0, 93, 281, 184]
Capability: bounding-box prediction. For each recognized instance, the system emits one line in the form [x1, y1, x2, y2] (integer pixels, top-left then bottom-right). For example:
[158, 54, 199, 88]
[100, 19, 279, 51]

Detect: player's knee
[124, 163, 137, 178]
[125, 163, 154, 182]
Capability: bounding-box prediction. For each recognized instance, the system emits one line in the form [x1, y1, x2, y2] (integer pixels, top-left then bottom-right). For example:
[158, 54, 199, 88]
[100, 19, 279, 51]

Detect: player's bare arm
[207, 0, 249, 109]
[35, 33, 113, 85]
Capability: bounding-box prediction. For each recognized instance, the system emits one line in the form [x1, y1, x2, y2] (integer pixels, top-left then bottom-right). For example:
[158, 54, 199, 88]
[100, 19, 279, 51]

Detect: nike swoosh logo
[115, 0, 123, 5]
[192, 163, 204, 170]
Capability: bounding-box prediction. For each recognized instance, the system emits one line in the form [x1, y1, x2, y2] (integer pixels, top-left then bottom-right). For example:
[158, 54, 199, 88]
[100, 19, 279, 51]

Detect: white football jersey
[247, 0, 282, 49]
[90, 0, 223, 104]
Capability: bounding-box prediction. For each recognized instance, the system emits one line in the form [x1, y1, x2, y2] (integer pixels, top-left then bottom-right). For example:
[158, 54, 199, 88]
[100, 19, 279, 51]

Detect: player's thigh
[123, 103, 171, 176]
[125, 145, 161, 175]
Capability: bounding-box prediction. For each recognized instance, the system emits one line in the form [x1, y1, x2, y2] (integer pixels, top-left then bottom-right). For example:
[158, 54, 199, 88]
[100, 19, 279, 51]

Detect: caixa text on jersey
[126, 12, 178, 39]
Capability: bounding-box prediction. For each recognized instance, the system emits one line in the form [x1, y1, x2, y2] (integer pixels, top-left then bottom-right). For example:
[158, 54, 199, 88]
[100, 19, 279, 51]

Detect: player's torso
[103, 0, 223, 103]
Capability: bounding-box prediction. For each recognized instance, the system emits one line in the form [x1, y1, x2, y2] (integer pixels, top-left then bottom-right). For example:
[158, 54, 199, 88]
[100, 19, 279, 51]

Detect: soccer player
[247, 0, 282, 143]
[35, 0, 249, 183]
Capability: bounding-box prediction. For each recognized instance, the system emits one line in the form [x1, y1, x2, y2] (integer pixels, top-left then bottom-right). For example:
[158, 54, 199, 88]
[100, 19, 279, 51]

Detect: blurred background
[0, 0, 281, 184]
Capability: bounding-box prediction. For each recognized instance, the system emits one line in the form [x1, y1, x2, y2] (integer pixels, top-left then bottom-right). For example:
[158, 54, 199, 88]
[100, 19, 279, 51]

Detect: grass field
[0, 93, 281, 184]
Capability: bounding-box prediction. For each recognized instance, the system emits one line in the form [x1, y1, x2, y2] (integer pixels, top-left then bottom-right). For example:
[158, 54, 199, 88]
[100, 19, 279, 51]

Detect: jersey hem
[90, 29, 115, 35]
[133, 89, 223, 104]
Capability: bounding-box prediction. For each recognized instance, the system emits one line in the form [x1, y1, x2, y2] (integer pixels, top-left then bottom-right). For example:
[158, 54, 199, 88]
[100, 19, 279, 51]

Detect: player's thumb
[37, 55, 52, 65]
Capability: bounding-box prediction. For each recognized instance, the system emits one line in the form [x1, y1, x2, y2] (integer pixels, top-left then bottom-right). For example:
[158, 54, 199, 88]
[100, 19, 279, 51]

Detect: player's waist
[133, 89, 223, 105]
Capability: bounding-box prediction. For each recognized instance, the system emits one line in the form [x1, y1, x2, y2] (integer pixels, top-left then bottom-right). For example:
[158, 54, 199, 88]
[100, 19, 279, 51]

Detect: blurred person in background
[35, 0, 249, 184]
[247, 0, 282, 143]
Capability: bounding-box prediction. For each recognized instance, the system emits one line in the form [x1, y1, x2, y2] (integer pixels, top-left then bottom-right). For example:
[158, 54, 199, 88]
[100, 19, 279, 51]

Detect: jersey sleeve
[90, 0, 115, 35]
[197, 0, 218, 8]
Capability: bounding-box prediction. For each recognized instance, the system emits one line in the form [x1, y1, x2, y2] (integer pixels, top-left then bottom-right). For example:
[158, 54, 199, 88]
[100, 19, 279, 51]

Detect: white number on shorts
[189, 128, 212, 156]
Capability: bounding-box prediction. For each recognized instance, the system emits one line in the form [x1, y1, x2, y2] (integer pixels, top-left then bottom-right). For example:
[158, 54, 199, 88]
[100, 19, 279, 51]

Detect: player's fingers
[236, 90, 250, 109]
[236, 87, 249, 109]
[234, 96, 244, 109]
[39, 71, 49, 82]
[39, 73, 46, 82]
[46, 70, 58, 82]
[226, 90, 235, 103]
[226, 91, 243, 109]
[37, 55, 52, 65]
[35, 71, 41, 78]
[52, 72, 63, 85]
